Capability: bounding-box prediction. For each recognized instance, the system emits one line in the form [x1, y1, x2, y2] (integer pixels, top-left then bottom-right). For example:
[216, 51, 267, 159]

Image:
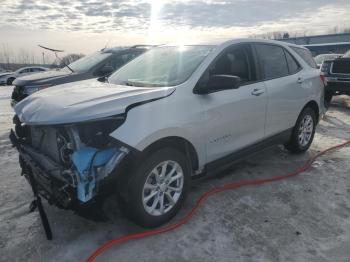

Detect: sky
[1, 0, 350, 63]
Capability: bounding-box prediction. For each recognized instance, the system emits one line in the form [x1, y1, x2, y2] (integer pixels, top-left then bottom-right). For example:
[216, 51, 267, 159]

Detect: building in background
[279, 32, 350, 56]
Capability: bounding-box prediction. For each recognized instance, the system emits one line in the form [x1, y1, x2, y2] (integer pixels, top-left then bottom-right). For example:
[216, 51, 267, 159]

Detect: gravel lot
[1, 85, 350, 262]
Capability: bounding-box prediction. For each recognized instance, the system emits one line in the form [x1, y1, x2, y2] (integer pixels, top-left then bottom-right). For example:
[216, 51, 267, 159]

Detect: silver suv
[12, 39, 324, 227]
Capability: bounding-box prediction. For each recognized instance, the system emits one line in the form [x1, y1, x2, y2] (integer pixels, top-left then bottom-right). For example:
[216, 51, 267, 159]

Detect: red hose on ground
[87, 139, 350, 262]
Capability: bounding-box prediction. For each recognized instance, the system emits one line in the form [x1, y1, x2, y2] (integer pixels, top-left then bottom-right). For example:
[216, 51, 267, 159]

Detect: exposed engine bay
[10, 115, 129, 208]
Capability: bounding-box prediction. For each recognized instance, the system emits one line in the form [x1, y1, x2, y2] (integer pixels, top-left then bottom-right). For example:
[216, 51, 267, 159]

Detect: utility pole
[42, 52, 45, 65]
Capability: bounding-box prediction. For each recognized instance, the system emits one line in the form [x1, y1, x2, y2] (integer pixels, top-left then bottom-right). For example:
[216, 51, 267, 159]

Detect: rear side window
[284, 50, 301, 74]
[290, 47, 317, 68]
[255, 44, 289, 79]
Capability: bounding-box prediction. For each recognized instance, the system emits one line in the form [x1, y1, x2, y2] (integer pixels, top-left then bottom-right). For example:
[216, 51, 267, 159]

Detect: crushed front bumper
[10, 129, 128, 209]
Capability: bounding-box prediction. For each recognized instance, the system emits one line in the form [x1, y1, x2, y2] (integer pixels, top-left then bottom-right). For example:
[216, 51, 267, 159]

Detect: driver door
[198, 43, 267, 163]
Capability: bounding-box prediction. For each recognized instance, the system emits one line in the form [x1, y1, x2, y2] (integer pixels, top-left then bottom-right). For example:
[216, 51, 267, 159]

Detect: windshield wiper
[125, 80, 165, 87]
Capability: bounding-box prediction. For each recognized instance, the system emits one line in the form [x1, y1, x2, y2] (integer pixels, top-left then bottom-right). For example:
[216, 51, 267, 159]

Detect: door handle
[251, 88, 265, 96]
[297, 77, 303, 84]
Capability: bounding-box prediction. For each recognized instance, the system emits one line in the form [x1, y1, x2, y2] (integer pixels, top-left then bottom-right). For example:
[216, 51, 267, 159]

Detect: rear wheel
[7, 77, 15, 85]
[285, 107, 316, 154]
[124, 148, 191, 227]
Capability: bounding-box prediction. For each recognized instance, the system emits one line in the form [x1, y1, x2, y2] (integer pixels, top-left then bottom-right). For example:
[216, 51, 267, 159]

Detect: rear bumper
[325, 79, 350, 95]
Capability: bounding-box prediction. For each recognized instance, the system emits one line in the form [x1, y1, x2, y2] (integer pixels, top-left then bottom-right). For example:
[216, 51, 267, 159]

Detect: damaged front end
[10, 115, 130, 209]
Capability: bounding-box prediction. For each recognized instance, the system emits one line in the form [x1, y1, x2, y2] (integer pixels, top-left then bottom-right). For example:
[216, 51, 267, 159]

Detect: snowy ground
[1, 85, 350, 262]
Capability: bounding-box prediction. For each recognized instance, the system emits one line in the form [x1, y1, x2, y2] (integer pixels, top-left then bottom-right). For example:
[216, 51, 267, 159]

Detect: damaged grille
[29, 126, 73, 166]
[13, 115, 129, 205]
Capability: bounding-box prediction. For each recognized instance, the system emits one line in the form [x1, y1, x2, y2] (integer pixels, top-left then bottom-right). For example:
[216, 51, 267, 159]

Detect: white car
[0, 72, 13, 85]
[314, 53, 342, 68]
[5, 66, 48, 85]
[12, 39, 324, 227]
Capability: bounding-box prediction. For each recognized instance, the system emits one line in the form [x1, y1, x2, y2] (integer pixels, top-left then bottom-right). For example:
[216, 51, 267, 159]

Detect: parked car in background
[11, 39, 324, 228]
[320, 49, 350, 107]
[0, 72, 14, 85]
[6, 66, 49, 85]
[314, 53, 342, 68]
[11, 46, 151, 106]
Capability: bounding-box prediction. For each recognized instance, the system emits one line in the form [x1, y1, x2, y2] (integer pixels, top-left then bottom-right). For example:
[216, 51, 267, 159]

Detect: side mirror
[194, 74, 241, 94]
[96, 65, 114, 77]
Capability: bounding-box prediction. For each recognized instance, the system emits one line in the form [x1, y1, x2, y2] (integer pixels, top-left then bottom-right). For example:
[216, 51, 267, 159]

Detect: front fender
[109, 94, 206, 168]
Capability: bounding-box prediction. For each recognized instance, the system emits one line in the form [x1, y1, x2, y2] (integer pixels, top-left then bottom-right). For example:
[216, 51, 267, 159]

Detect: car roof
[162, 38, 308, 50]
[315, 53, 342, 57]
[17, 66, 47, 70]
[101, 45, 155, 54]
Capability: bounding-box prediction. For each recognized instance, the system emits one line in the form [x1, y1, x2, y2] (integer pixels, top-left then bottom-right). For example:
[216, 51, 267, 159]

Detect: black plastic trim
[204, 128, 292, 176]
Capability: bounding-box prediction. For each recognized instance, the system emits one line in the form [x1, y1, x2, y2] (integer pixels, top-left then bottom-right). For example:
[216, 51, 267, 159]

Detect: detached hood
[15, 79, 175, 125]
[13, 69, 72, 86]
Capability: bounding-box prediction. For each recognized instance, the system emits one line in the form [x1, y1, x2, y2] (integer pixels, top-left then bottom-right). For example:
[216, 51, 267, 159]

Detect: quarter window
[255, 44, 289, 79]
[290, 47, 317, 68]
[284, 50, 300, 74]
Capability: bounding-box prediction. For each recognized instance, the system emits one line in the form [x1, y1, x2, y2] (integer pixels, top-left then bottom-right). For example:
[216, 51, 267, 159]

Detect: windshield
[108, 45, 213, 87]
[64, 52, 112, 73]
[314, 54, 341, 64]
[344, 50, 350, 58]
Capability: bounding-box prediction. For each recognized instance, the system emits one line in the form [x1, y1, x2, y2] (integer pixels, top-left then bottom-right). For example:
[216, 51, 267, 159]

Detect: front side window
[197, 44, 256, 88]
[108, 46, 213, 87]
[19, 69, 30, 74]
[256, 44, 289, 79]
[290, 47, 317, 68]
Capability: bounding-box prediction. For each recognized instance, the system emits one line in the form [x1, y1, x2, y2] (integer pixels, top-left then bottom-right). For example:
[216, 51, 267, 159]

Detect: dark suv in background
[321, 49, 350, 106]
[11, 45, 151, 106]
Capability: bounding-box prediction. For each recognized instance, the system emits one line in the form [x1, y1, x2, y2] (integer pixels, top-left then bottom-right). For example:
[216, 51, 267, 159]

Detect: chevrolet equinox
[11, 39, 324, 227]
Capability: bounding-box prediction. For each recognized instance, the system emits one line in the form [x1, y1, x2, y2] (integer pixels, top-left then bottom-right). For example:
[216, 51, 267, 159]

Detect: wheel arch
[301, 100, 320, 123]
[141, 136, 199, 173]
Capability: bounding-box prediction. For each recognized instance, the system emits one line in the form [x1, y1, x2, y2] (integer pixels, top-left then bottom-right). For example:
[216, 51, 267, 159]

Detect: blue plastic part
[72, 147, 121, 203]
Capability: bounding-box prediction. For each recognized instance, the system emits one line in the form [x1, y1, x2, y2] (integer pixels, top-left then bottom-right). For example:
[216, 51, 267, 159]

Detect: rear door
[199, 43, 268, 163]
[255, 43, 303, 137]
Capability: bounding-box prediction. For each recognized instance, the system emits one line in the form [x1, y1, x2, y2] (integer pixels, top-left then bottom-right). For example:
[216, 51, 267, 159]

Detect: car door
[254, 44, 303, 137]
[197, 43, 268, 163]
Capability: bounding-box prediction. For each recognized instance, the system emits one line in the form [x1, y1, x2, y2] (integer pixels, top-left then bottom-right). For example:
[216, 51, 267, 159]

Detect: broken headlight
[74, 115, 125, 148]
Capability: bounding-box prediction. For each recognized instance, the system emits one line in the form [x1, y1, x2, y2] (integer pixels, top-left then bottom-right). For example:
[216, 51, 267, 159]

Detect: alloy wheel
[142, 160, 184, 216]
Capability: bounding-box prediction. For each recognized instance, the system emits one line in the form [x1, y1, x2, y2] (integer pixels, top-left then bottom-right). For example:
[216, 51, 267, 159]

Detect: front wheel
[285, 107, 316, 154]
[124, 148, 191, 227]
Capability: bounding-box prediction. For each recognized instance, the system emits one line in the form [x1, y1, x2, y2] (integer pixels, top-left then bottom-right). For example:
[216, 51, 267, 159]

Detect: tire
[123, 148, 191, 227]
[7, 77, 15, 85]
[324, 92, 333, 109]
[285, 107, 316, 154]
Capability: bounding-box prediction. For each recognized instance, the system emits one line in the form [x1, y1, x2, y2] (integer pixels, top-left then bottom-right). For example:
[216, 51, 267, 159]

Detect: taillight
[320, 61, 331, 73]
